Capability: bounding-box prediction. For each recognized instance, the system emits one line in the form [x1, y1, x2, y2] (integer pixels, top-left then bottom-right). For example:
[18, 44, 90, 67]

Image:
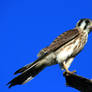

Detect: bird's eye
[85, 20, 90, 25]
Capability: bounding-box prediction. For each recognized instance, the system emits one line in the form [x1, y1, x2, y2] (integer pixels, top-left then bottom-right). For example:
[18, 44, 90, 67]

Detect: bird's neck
[76, 27, 89, 35]
[79, 28, 88, 46]
[84, 29, 90, 34]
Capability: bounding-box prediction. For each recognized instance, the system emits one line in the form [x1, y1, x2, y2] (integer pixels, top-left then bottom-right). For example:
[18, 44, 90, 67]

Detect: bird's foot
[68, 70, 76, 74]
[62, 63, 76, 75]
[63, 70, 76, 75]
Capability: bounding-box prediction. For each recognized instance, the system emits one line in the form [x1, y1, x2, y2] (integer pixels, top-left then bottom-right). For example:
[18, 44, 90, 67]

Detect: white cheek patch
[80, 21, 86, 30]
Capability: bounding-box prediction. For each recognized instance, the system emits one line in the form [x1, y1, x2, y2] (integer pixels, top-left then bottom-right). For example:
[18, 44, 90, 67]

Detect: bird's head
[76, 18, 92, 33]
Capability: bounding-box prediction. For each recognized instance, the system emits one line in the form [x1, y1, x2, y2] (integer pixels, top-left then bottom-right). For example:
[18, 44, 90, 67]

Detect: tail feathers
[14, 63, 32, 75]
[7, 61, 46, 88]
[14, 53, 48, 75]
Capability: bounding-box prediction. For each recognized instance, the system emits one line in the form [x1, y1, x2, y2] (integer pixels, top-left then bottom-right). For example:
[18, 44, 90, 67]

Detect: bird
[7, 18, 92, 88]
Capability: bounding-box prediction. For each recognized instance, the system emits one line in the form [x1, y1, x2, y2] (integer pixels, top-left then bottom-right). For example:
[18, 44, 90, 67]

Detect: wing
[37, 47, 49, 57]
[37, 29, 79, 57]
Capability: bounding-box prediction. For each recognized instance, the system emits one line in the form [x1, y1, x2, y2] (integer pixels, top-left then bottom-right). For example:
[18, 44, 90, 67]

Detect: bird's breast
[55, 32, 88, 63]
[56, 39, 80, 63]
[72, 32, 88, 56]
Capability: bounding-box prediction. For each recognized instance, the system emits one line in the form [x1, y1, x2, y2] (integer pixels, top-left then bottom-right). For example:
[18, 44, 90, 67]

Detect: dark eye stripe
[84, 25, 87, 30]
[84, 20, 90, 30]
[77, 19, 84, 26]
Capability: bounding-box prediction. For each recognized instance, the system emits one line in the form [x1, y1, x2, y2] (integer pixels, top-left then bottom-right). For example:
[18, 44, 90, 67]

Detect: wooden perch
[63, 72, 92, 92]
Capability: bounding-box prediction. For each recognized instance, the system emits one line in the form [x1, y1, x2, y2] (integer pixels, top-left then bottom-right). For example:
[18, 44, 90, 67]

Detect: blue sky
[1, 0, 92, 92]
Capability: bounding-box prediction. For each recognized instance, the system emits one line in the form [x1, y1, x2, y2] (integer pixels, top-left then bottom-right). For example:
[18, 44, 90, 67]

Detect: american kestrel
[7, 18, 92, 88]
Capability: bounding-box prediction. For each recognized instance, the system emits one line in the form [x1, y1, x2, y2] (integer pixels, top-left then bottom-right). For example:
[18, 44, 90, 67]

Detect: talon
[72, 70, 76, 73]
[63, 70, 76, 75]
[67, 70, 76, 74]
